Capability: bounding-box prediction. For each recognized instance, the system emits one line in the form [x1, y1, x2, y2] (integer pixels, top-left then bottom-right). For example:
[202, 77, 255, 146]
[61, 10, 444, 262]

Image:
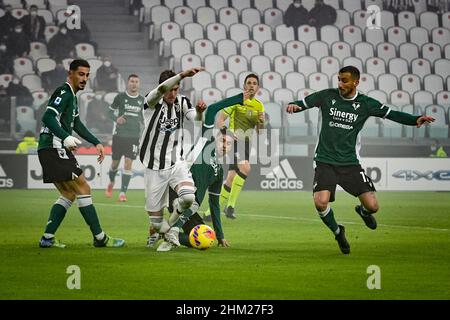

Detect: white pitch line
[15, 198, 450, 233]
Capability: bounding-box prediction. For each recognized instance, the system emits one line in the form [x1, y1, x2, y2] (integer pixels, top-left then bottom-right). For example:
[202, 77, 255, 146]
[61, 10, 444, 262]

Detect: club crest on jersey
[332, 99, 336, 105]
[352, 102, 360, 110]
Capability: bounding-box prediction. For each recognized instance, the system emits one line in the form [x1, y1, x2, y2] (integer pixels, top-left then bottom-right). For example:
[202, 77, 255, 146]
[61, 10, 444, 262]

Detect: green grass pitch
[0, 189, 449, 300]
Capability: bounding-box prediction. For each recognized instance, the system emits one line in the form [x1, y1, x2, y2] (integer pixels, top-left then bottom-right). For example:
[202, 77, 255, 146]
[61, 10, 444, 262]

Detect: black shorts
[313, 161, 376, 202]
[229, 138, 251, 171]
[38, 148, 83, 183]
[111, 135, 140, 161]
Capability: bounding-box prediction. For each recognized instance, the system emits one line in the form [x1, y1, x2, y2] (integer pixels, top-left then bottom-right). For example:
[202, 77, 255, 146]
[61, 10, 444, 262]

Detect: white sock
[95, 231, 105, 241]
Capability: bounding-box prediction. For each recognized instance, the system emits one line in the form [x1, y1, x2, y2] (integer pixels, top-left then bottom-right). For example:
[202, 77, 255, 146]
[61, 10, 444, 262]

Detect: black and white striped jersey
[139, 91, 196, 170]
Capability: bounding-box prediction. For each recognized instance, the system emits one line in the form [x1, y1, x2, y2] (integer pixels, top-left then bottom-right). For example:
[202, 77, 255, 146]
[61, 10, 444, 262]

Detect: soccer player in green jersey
[105, 74, 145, 202]
[157, 92, 250, 251]
[204, 74, 265, 220]
[38, 59, 125, 248]
[286, 66, 435, 254]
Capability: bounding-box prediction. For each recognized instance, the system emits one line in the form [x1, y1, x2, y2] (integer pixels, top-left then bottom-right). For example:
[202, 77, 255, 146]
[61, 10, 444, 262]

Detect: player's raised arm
[385, 109, 435, 127]
[203, 93, 244, 129]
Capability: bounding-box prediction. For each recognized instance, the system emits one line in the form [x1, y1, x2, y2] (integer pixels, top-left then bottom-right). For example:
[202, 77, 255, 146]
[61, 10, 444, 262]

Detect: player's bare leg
[356, 192, 379, 230]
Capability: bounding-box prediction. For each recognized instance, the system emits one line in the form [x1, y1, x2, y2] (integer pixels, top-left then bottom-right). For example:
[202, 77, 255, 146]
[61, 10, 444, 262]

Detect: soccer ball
[189, 224, 216, 250]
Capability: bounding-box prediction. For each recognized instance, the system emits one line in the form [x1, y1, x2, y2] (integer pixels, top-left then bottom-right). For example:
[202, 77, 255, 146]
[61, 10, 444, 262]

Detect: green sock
[319, 207, 339, 234]
[173, 208, 194, 228]
[77, 196, 103, 237]
[219, 184, 231, 208]
[108, 169, 118, 183]
[44, 196, 72, 236]
[179, 232, 191, 247]
[227, 171, 247, 208]
[121, 171, 132, 193]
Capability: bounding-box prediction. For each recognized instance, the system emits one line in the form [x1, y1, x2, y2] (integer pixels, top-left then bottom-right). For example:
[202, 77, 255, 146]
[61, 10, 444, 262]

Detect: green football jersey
[108, 92, 144, 138]
[39, 83, 78, 150]
[300, 89, 390, 165]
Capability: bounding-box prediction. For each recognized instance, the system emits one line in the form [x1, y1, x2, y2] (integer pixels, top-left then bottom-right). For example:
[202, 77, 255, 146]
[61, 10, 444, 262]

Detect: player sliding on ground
[286, 66, 435, 254]
[38, 59, 125, 248]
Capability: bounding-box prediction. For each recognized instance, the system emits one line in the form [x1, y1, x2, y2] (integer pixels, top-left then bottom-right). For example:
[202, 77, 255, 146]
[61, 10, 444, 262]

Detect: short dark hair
[339, 66, 360, 80]
[244, 73, 259, 86]
[128, 74, 139, 80]
[159, 70, 176, 84]
[69, 59, 90, 71]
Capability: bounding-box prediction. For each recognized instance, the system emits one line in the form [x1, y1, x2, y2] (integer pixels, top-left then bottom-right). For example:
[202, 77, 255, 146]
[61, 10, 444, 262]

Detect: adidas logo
[0, 164, 13, 188]
[260, 159, 303, 190]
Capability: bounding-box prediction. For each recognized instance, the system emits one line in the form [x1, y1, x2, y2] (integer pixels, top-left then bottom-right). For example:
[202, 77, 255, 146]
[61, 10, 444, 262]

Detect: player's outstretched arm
[386, 109, 435, 127]
[416, 115, 435, 128]
[203, 93, 244, 129]
[286, 102, 305, 114]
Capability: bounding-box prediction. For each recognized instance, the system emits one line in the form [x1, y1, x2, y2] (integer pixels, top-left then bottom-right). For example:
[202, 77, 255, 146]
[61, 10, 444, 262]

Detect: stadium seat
[353, 10, 368, 31]
[36, 57, 56, 75]
[0, 74, 13, 88]
[431, 28, 450, 50]
[286, 40, 307, 61]
[414, 91, 434, 110]
[214, 71, 235, 94]
[368, 90, 388, 104]
[37, 9, 54, 25]
[103, 92, 118, 106]
[342, 57, 364, 73]
[44, 25, 59, 43]
[231, 0, 251, 11]
[422, 43, 442, 65]
[377, 73, 398, 95]
[381, 10, 395, 30]
[419, 12, 439, 32]
[240, 40, 260, 61]
[387, 27, 407, 49]
[11, 8, 28, 20]
[241, 8, 261, 29]
[193, 39, 213, 61]
[210, 0, 228, 10]
[252, 24, 273, 45]
[436, 91, 450, 108]
[226, 87, 242, 97]
[320, 56, 340, 79]
[381, 105, 402, 138]
[297, 56, 318, 77]
[29, 42, 47, 63]
[262, 71, 283, 97]
[149, 6, 171, 41]
[434, 59, 450, 83]
[366, 57, 386, 79]
[206, 23, 227, 46]
[263, 40, 283, 61]
[16, 106, 36, 133]
[255, 0, 274, 12]
[165, 0, 184, 12]
[398, 11, 417, 32]
[184, 22, 204, 45]
[48, 0, 67, 15]
[376, 43, 396, 64]
[309, 72, 329, 91]
[62, 58, 71, 71]
[264, 102, 282, 129]
[75, 43, 96, 60]
[411, 58, 431, 80]
[13, 58, 33, 79]
[358, 73, 375, 94]
[390, 90, 411, 107]
[173, 6, 194, 27]
[4, 0, 23, 8]
[180, 54, 201, 90]
[425, 105, 448, 138]
[170, 38, 191, 70]
[410, 27, 429, 48]
[401, 104, 417, 137]
[186, 0, 206, 12]
[343, 26, 363, 47]
[55, 8, 68, 25]
[251, 56, 271, 75]
[264, 8, 283, 28]
[365, 28, 385, 47]
[204, 54, 225, 77]
[342, 0, 361, 13]
[443, 11, 450, 30]
[447, 76, 450, 91]
[160, 22, 181, 57]
[297, 25, 317, 46]
[445, 44, 450, 59]
[354, 42, 374, 64]
[201, 88, 223, 106]
[364, 0, 383, 9]
[401, 74, 421, 96]
[388, 58, 409, 78]
[285, 72, 306, 94]
[330, 42, 351, 64]
[286, 108, 308, 137]
[191, 71, 212, 101]
[275, 0, 291, 12]
[274, 55, 295, 77]
[335, 10, 351, 30]
[309, 41, 329, 60]
[217, 39, 238, 60]
[255, 87, 271, 103]
[273, 88, 294, 105]
[330, 72, 338, 88]
[227, 55, 249, 78]
[399, 43, 419, 64]
[320, 25, 340, 47]
[196, 7, 216, 27]
[424, 74, 444, 96]
[361, 117, 381, 137]
[219, 7, 239, 30]
[32, 91, 48, 110]
[230, 23, 250, 45]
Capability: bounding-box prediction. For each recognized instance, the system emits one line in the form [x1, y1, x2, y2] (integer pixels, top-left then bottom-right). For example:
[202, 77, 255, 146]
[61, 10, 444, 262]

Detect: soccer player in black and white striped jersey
[139, 67, 206, 248]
